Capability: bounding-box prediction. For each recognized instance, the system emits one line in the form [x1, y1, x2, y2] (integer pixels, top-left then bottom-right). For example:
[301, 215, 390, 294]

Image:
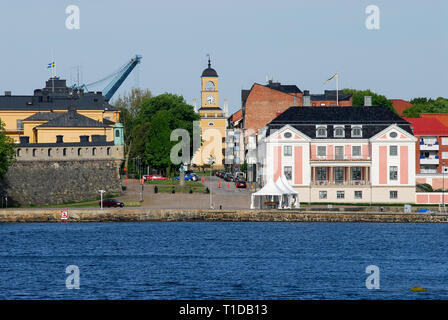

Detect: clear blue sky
[0, 0, 446, 115]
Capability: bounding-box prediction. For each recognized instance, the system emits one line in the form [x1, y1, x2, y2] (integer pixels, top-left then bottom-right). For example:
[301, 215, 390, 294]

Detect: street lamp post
[99, 189, 106, 210]
[208, 156, 215, 209]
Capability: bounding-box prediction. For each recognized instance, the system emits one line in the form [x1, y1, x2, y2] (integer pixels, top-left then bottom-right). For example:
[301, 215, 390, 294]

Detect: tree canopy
[0, 120, 16, 178]
[117, 92, 200, 176]
[343, 89, 395, 113]
[402, 97, 448, 118]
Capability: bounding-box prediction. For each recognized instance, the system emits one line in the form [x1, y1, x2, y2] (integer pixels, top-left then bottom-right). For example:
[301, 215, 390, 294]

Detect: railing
[311, 154, 370, 161]
[312, 180, 370, 186]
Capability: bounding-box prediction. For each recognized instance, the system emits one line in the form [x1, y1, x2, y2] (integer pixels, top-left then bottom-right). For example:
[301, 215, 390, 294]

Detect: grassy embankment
[18, 194, 141, 209]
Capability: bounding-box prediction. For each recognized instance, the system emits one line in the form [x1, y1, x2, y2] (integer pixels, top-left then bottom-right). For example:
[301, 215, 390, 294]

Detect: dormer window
[351, 126, 362, 138]
[334, 126, 345, 138]
[316, 126, 327, 138]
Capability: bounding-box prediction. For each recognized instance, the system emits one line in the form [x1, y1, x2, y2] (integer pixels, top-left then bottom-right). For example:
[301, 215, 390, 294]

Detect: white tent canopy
[250, 178, 285, 209]
[250, 177, 299, 209]
[275, 176, 299, 209]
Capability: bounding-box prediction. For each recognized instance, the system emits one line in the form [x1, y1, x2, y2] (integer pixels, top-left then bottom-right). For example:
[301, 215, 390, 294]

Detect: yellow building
[192, 59, 227, 168]
[0, 77, 119, 144]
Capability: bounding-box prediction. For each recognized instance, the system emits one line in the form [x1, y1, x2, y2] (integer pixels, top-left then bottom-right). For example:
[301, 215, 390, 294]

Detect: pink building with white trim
[257, 107, 417, 204]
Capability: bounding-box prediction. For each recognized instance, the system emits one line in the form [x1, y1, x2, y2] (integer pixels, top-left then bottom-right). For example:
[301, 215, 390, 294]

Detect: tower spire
[207, 54, 211, 68]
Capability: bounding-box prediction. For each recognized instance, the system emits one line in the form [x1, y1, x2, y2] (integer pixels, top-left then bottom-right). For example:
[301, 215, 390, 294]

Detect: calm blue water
[0, 222, 447, 300]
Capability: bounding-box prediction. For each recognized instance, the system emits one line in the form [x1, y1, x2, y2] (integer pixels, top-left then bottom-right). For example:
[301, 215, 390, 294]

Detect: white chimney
[192, 98, 197, 113]
[223, 98, 229, 118]
[364, 96, 372, 107]
[303, 96, 311, 106]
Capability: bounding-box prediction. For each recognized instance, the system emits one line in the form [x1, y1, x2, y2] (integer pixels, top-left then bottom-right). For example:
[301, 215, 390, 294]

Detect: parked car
[234, 171, 246, 180]
[224, 173, 235, 182]
[235, 180, 247, 188]
[173, 173, 198, 181]
[144, 174, 169, 181]
[99, 199, 124, 208]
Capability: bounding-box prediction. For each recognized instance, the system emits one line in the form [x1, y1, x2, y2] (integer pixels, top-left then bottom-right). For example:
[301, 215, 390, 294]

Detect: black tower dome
[201, 57, 218, 77]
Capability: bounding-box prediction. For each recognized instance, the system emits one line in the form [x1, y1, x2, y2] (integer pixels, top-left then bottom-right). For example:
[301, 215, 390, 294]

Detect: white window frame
[284, 146, 292, 156]
[317, 146, 326, 157]
[390, 191, 398, 199]
[319, 191, 327, 199]
[351, 126, 362, 138]
[442, 152, 448, 160]
[389, 166, 398, 181]
[352, 145, 361, 157]
[390, 145, 398, 156]
[337, 191, 345, 199]
[354, 191, 363, 199]
[17, 119, 24, 131]
[316, 125, 327, 138]
[284, 166, 292, 180]
[334, 125, 345, 138]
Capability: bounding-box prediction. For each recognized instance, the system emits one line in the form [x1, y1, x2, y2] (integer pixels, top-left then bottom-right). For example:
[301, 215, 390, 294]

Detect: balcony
[311, 154, 370, 161]
[312, 180, 370, 186]
[420, 142, 439, 151]
[420, 156, 439, 165]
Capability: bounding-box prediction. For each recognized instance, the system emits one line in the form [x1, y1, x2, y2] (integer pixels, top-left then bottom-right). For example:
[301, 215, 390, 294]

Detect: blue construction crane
[72, 55, 142, 101]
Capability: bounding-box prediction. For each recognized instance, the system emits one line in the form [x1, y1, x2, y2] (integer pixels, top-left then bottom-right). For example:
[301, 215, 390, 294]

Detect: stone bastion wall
[0, 153, 123, 206]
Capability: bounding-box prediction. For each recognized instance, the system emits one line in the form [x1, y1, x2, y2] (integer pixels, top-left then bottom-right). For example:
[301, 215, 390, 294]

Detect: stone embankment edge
[1, 209, 448, 223]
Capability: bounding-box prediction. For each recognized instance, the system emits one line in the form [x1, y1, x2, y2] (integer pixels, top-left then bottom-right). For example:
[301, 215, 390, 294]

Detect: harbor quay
[1, 208, 448, 223]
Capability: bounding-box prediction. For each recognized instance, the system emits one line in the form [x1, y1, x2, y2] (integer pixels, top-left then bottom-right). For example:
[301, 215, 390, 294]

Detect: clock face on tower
[206, 95, 215, 105]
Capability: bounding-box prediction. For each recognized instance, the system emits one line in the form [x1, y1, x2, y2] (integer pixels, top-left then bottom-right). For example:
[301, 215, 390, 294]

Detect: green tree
[112, 88, 152, 172]
[145, 110, 176, 175]
[0, 120, 15, 178]
[343, 89, 395, 113]
[135, 93, 200, 174]
[403, 97, 448, 118]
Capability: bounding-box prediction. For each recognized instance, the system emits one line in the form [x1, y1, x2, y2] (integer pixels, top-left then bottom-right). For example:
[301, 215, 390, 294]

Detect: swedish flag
[324, 73, 337, 84]
[47, 62, 55, 69]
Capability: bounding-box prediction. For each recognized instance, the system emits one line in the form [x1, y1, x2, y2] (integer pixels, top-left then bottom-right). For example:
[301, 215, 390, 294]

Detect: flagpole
[51, 50, 55, 93]
[336, 73, 339, 106]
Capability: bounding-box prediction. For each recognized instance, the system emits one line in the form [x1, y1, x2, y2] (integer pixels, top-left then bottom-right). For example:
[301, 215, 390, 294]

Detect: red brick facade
[311, 99, 352, 107]
[243, 84, 302, 134]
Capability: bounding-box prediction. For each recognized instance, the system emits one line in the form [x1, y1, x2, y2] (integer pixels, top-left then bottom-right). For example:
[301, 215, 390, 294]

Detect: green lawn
[146, 180, 202, 186]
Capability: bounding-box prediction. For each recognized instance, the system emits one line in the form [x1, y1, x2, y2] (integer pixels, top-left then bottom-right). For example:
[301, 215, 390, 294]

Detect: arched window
[316, 126, 327, 138]
[115, 129, 120, 137]
[48, 148, 52, 157]
[92, 148, 96, 156]
[78, 148, 82, 156]
[63, 148, 67, 156]
[107, 147, 111, 156]
[351, 126, 362, 137]
[32, 149, 37, 157]
[334, 126, 345, 138]
[17, 149, 21, 157]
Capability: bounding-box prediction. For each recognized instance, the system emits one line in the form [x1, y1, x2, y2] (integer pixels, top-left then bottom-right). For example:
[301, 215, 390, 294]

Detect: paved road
[199, 175, 252, 195]
[119, 176, 252, 209]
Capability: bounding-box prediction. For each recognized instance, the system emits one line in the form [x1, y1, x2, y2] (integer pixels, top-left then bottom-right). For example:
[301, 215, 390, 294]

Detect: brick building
[307, 90, 352, 107]
[241, 81, 303, 135]
[403, 117, 448, 175]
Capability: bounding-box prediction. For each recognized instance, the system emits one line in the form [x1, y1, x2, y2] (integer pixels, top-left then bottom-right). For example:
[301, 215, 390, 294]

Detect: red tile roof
[231, 109, 242, 122]
[403, 117, 448, 136]
[390, 99, 412, 116]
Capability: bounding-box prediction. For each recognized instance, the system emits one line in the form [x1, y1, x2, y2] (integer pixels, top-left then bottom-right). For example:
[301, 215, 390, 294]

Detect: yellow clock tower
[192, 57, 227, 168]
[199, 58, 222, 117]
